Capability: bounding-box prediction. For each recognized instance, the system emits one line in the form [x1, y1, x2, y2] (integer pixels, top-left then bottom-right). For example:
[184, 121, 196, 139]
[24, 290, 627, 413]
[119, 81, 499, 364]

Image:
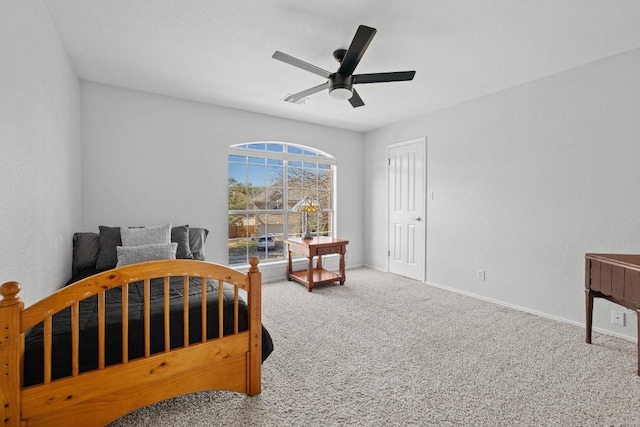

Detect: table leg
[307, 255, 313, 292]
[287, 247, 292, 281]
[339, 248, 346, 285]
[637, 307, 640, 376]
[585, 289, 593, 344]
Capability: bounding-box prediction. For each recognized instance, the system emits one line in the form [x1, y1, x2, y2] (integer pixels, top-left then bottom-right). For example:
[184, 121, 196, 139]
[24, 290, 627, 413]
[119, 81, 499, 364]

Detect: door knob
[412, 216, 422, 221]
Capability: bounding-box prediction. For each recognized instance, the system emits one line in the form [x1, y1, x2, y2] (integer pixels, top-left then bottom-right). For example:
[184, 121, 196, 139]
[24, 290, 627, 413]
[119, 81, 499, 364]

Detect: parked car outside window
[257, 234, 275, 250]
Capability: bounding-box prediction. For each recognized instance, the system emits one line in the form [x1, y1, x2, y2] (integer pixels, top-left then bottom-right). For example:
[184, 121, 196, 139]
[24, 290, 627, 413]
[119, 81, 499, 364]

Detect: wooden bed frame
[0, 257, 262, 426]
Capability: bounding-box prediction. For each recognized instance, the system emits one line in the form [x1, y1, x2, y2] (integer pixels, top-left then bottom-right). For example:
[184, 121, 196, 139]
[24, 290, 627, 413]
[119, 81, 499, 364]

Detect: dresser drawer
[317, 246, 341, 256]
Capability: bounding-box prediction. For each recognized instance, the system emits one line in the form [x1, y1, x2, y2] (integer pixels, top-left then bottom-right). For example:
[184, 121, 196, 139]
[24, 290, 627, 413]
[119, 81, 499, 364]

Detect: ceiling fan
[272, 25, 416, 108]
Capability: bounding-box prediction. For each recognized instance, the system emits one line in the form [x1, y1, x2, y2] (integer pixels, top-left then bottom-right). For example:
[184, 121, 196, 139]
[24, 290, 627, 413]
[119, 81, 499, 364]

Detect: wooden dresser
[585, 253, 640, 375]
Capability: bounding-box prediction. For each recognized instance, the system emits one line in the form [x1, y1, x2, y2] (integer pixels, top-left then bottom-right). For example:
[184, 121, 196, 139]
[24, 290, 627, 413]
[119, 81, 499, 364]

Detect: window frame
[228, 142, 337, 266]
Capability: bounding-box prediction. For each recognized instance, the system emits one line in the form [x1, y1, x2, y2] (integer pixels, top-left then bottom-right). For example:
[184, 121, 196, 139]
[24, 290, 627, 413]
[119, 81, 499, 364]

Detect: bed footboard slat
[98, 291, 105, 369]
[144, 278, 151, 358]
[164, 277, 170, 352]
[183, 276, 189, 348]
[234, 287, 239, 334]
[218, 281, 224, 339]
[43, 317, 52, 384]
[201, 277, 207, 343]
[122, 284, 129, 364]
[71, 301, 79, 377]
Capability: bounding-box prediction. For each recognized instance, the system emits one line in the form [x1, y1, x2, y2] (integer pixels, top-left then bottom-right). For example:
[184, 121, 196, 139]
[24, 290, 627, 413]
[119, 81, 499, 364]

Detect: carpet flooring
[110, 268, 640, 426]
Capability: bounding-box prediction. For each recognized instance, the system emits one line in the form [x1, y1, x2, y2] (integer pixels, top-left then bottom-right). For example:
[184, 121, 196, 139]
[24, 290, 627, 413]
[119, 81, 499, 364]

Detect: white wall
[364, 48, 640, 339]
[0, 1, 81, 305]
[80, 82, 364, 279]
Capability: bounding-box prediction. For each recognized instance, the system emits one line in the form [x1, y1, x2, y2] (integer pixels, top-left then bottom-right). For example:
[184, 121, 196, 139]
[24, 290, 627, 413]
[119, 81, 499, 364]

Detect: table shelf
[289, 268, 342, 285]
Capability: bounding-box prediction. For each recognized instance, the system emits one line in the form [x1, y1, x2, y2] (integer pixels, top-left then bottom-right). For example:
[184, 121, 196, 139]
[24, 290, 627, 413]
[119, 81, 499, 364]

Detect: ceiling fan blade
[348, 89, 365, 108]
[284, 82, 330, 103]
[354, 71, 416, 84]
[337, 25, 377, 76]
[272, 51, 331, 78]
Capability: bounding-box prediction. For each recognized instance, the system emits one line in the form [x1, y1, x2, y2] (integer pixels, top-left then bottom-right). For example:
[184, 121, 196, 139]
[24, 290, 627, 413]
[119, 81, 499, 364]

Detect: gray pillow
[121, 223, 171, 246]
[96, 226, 122, 270]
[171, 224, 193, 259]
[115, 242, 178, 267]
[72, 232, 100, 275]
[189, 228, 209, 260]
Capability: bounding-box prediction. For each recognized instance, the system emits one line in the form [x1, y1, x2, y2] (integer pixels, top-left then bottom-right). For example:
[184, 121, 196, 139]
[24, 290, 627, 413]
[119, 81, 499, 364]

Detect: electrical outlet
[611, 310, 625, 326]
[477, 270, 485, 281]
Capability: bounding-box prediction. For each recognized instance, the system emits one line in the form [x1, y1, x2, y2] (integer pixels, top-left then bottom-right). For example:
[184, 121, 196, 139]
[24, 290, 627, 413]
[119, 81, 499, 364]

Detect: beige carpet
[110, 268, 640, 426]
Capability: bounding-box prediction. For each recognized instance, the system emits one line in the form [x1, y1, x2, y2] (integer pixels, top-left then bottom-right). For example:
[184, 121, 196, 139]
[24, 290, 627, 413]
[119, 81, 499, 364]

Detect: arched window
[228, 142, 336, 265]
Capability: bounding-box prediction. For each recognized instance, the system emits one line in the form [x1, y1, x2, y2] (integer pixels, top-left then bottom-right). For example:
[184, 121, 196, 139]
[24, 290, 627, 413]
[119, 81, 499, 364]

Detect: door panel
[388, 138, 425, 281]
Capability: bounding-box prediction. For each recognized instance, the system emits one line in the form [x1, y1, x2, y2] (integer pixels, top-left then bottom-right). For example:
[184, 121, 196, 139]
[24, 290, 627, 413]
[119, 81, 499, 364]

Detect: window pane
[228, 214, 255, 265]
[267, 165, 283, 186]
[229, 155, 246, 163]
[287, 212, 304, 238]
[287, 166, 303, 188]
[266, 144, 283, 152]
[317, 212, 331, 236]
[265, 188, 284, 209]
[288, 145, 303, 155]
[248, 156, 265, 165]
[248, 143, 266, 151]
[257, 214, 284, 262]
[247, 164, 266, 186]
[302, 169, 319, 190]
[228, 163, 246, 184]
[249, 187, 266, 210]
[229, 186, 249, 210]
[317, 169, 331, 188]
[318, 190, 331, 210]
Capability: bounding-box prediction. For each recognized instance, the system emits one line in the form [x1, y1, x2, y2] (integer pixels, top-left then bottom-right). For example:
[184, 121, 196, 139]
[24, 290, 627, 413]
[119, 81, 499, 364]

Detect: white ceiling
[43, 0, 640, 133]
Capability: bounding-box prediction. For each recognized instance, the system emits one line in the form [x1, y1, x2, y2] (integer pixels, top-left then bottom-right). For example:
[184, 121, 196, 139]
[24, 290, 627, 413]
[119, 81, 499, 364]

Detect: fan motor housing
[329, 73, 353, 93]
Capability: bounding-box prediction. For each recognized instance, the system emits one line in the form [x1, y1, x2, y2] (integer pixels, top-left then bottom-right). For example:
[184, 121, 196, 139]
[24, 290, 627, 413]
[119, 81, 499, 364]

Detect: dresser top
[586, 253, 640, 270]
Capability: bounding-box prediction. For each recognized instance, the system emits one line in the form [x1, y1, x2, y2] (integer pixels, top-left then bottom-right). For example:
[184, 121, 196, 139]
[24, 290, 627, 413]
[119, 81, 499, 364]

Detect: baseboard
[425, 280, 637, 344]
[362, 263, 386, 272]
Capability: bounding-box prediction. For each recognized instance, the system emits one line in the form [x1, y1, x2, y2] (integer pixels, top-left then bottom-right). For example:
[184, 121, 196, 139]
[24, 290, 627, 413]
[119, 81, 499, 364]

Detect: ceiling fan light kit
[272, 25, 415, 108]
[329, 73, 353, 100]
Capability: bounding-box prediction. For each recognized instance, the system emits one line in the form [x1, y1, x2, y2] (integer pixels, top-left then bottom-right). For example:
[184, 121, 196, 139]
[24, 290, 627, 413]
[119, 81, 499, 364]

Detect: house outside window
[228, 142, 336, 265]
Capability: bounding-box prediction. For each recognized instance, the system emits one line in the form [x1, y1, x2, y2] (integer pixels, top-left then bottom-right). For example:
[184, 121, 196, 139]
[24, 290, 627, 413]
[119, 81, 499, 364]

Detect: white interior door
[388, 138, 426, 282]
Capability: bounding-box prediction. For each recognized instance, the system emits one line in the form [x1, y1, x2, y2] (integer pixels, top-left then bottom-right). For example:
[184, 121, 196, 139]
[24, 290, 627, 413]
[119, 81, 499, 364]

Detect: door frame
[386, 136, 427, 282]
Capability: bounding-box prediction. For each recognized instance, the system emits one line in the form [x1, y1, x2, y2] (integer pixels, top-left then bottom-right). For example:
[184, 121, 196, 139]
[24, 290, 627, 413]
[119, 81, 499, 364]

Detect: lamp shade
[292, 196, 320, 213]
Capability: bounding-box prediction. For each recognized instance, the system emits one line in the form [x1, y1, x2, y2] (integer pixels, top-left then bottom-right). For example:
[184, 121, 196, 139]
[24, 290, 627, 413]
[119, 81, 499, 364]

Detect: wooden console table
[286, 237, 349, 292]
[585, 253, 640, 375]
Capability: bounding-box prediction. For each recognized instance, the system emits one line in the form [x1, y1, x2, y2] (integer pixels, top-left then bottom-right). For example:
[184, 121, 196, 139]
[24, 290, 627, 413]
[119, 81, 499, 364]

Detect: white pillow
[120, 223, 172, 247]
[116, 242, 178, 267]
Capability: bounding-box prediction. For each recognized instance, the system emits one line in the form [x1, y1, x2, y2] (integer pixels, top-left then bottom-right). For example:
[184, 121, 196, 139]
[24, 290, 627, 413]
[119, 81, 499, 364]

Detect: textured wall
[363, 48, 640, 339]
[0, 1, 81, 304]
